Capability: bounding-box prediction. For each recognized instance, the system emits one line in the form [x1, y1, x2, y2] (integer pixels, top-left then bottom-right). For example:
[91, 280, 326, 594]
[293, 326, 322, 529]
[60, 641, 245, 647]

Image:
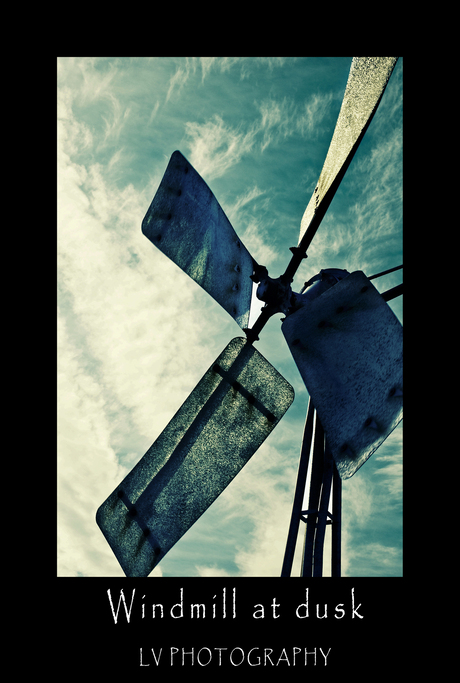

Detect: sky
[57, 56, 403, 578]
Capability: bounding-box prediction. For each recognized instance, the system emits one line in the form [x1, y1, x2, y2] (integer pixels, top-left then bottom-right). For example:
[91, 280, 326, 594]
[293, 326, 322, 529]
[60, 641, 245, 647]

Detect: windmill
[96, 57, 402, 578]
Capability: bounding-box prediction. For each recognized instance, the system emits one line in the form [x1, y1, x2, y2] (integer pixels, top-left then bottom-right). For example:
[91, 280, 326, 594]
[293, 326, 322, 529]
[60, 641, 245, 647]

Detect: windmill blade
[298, 57, 398, 251]
[282, 271, 402, 479]
[96, 337, 294, 576]
[142, 150, 255, 329]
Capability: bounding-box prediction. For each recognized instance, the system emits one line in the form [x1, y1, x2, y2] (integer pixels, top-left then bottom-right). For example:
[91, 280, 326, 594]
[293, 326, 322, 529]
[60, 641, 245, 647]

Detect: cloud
[196, 566, 232, 577]
[241, 220, 279, 268]
[298, 91, 336, 136]
[148, 100, 160, 125]
[258, 98, 289, 150]
[57, 314, 130, 576]
[225, 185, 266, 219]
[345, 543, 401, 577]
[184, 90, 337, 182]
[257, 91, 337, 152]
[58, 86, 93, 157]
[373, 428, 403, 500]
[339, 424, 402, 576]
[198, 57, 241, 81]
[58, 147, 216, 441]
[166, 58, 198, 101]
[100, 92, 131, 144]
[196, 57, 290, 83]
[58, 59, 132, 154]
[58, 90, 240, 576]
[221, 186, 279, 270]
[168, 57, 240, 92]
[185, 114, 257, 180]
[77, 58, 119, 102]
[166, 66, 189, 101]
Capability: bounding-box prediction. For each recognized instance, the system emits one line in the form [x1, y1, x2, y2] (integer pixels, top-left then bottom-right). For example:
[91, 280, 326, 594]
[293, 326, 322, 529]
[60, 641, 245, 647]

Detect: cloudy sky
[57, 56, 402, 578]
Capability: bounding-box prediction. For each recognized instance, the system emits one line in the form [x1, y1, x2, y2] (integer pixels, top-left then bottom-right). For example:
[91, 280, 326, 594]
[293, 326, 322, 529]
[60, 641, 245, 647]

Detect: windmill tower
[96, 57, 402, 578]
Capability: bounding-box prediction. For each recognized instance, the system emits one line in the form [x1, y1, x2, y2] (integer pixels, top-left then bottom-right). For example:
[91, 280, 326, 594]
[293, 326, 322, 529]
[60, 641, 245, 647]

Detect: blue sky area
[58, 57, 402, 577]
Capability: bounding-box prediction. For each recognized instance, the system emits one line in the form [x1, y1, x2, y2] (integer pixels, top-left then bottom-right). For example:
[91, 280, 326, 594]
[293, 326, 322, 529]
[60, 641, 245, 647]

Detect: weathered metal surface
[298, 268, 350, 303]
[298, 57, 398, 249]
[142, 151, 254, 329]
[282, 271, 402, 479]
[96, 337, 294, 576]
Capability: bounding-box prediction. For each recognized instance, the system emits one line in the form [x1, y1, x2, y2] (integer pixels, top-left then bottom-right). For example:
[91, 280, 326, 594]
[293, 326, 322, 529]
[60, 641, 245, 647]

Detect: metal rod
[331, 463, 342, 577]
[301, 414, 325, 577]
[381, 283, 403, 302]
[368, 264, 403, 280]
[244, 305, 273, 345]
[280, 399, 315, 577]
[312, 442, 334, 577]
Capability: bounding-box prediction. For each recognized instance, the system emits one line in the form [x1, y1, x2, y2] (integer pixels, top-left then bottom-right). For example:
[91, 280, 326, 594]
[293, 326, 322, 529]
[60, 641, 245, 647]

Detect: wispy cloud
[58, 59, 132, 152]
[241, 220, 279, 268]
[58, 89, 239, 575]
[298, 91, 336, 137]
[258, 91, 337, 151]
[58, 315, 128, 576]
[185, 114, 257, 180]
[223, 185, 265, 223]
[167, 57, 241, 94]
[221, 186, 276, 267]
[258, 98, 292, 152]
[57, 86, 93, 156]
[196, 566, 232, 577]
[166, 57, 198, 101]
[79, 58, 119, 102]
[345, 543, 401, 577]
[184, 88, 338, 182]
[340, 424, 402, 576]
[196, 57, 291, 83]
[148, 100, 160, 125]
[100, 92, 131, 146]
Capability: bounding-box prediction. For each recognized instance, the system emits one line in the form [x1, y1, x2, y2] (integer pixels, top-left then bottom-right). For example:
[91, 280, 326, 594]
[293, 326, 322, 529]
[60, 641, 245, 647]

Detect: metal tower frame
[281, 399, 342, 577]
[280, 271, 402, 578]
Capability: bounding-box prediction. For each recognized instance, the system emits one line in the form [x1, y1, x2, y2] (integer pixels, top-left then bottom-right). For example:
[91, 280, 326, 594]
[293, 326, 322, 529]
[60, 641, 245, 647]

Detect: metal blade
[96, 337, 294, 576]
[282, 271, 402, 479]
[298, 57, 398, 250]
[142, 150, 255, 329]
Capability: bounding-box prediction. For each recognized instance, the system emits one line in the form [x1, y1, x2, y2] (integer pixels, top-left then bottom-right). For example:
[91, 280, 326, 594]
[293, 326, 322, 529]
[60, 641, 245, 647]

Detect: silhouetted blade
[282, 271, 402, 479]
[96, 338, 294, 576]
[298, 57, 398, 249]
[142, 151, 255, 329]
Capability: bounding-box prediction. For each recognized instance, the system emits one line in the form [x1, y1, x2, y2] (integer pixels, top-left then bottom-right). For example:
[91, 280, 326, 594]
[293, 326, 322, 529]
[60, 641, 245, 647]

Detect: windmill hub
[255, 273, 294, 315]
[255, 267, 350, 319]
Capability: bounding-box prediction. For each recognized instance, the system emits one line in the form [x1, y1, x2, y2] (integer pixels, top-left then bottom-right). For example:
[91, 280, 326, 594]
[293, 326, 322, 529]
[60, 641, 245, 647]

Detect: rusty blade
[297, 57, 398, 254]
[282, 271, 402, 479]
[142, 151, 255, 329]
[96, 337, 294, 576]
